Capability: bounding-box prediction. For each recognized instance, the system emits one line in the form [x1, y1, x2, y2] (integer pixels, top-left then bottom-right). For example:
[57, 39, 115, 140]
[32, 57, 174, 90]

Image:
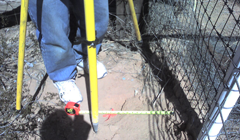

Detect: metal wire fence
[132, 0, 240, 139]
[109, 0, 240, 139]
[0, 0, 240, 139]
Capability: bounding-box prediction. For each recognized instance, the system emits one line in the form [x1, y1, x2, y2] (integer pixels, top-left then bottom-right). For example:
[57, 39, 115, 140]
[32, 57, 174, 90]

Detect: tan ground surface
[25, 44, 159, 140]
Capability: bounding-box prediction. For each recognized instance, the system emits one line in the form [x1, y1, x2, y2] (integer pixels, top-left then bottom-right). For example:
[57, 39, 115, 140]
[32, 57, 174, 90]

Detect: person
[28, 0, 109, 104]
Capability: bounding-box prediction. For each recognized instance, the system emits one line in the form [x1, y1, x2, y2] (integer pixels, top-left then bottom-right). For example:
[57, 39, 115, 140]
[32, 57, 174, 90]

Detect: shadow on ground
[40, 109, 91, 140]
[130, 0, 203, 139]
[29, 73, 91, 140]
[139, 40, 203, 140]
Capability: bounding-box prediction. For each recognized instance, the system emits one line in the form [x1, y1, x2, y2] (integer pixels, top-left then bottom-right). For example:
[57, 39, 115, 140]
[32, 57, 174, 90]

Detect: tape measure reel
[65, 102, 81, 116]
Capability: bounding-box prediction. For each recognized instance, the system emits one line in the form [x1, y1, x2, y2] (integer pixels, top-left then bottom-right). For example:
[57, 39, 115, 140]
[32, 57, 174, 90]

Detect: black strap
[73, 37, 100, 47]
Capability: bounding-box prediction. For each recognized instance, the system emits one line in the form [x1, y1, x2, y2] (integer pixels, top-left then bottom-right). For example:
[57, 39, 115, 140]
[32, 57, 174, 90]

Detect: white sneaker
[53, 79, 83, 104]
[77, 59, 107, 79]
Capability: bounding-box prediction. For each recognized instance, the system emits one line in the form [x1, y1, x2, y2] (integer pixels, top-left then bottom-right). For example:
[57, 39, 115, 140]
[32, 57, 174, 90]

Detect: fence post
[198, 45, 240, 139]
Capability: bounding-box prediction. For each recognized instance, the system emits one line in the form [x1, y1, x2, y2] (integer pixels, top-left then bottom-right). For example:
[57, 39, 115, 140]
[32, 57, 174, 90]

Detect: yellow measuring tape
[79, 111, 174, 115]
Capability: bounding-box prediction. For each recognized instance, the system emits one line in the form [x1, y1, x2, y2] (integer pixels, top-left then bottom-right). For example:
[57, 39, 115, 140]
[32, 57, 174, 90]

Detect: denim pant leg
[28, 0, 77, 82]
[72, 0, 109, 64]
[28, 0, 109, 81]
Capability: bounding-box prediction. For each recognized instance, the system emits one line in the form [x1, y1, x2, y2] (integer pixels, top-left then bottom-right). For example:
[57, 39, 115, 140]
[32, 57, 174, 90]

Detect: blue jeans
[28, 0, 109, 81]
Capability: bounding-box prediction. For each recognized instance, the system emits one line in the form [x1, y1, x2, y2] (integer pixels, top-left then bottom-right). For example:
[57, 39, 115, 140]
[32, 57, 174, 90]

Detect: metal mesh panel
[107, 0, 240, 139]
[132, 0, 240, 139]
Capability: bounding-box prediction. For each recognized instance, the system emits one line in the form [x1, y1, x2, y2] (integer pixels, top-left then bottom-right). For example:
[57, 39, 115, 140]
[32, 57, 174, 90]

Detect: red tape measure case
[65, 102, 81, 116]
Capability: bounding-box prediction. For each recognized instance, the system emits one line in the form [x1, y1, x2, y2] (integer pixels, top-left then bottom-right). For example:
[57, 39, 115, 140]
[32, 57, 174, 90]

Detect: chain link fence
[0, 0, 240, 139]
[110, 0, 240, 139]
[133, 0, 239, 139]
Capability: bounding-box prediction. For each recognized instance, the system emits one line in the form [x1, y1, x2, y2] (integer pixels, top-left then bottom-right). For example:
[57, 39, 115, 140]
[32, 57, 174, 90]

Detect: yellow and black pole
[16, 0, 29, 110]
[128, 0, 142, 42]
[84, 0, 99, 132]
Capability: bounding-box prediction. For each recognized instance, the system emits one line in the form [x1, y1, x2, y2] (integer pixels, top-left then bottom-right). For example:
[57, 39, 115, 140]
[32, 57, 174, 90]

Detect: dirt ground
[0, 20, 187, 140]
[0, 21, 196, 140]
[24, 42, 165, 140]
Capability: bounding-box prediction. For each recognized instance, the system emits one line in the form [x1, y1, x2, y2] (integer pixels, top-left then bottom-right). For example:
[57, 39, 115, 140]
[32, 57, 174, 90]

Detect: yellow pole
[84, 0, 99, 132]
[128, 0, 142, 41]
[16, 0, 29, 110]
